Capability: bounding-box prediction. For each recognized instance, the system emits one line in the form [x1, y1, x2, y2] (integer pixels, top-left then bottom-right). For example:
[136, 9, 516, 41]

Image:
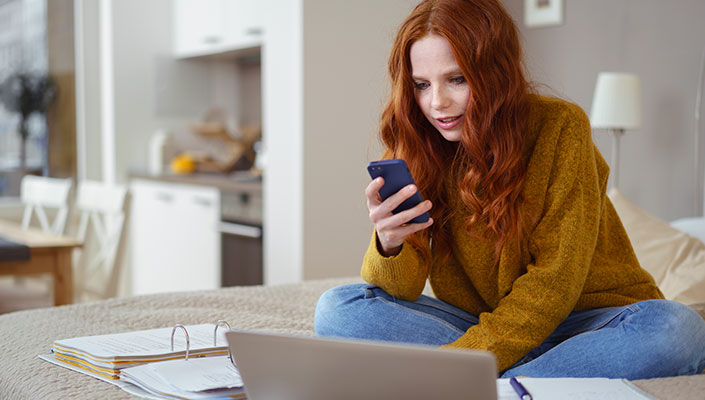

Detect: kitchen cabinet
[130, 179, 220, 295]
[173, 0, 263, 58]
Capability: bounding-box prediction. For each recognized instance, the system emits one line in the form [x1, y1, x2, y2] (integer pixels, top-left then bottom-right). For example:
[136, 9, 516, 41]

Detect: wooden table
[0, 220, 82, 306]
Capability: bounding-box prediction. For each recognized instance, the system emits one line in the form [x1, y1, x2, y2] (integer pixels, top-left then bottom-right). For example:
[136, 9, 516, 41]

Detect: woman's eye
[414, 81, 429, 90]
[450, 76, 466, 84]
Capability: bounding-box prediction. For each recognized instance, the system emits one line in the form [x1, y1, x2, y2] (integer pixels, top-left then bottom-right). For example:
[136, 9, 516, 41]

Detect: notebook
[225, 330, 498, 400]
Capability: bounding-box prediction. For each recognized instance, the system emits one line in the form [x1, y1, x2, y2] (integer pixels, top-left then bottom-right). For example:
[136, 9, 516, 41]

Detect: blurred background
[0, 0, 704, 305]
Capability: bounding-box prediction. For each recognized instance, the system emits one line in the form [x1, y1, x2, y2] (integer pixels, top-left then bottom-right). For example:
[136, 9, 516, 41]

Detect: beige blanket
[0, 278, 703, 399]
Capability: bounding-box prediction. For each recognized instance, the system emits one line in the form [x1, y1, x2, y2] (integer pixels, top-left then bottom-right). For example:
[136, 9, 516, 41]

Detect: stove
[218, 182, 263, 286]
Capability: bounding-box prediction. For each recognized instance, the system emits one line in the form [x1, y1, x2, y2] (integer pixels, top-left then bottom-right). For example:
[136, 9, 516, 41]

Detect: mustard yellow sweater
[361, 95, 663, 372]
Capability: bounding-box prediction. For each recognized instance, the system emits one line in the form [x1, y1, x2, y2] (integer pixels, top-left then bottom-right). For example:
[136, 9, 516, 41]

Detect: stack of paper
[121, 356, 245, 399]
[48, 324, 230, 380]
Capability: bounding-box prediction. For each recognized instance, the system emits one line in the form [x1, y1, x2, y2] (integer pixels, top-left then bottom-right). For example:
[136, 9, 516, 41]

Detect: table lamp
[589, 72, 642, 189]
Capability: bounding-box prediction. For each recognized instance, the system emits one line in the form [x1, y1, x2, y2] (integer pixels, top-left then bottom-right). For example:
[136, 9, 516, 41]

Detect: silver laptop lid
[226, 330, 497, 400]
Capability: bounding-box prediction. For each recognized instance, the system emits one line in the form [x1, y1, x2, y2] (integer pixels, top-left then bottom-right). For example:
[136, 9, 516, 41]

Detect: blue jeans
[314, 283, 705, 379]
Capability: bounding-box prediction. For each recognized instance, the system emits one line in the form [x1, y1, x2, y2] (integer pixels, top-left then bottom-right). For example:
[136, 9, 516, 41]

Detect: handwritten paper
[497, 378, 655, 400]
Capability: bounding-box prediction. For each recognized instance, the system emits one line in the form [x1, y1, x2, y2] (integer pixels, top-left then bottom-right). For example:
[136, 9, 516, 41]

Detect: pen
[509, 377, 532, 400]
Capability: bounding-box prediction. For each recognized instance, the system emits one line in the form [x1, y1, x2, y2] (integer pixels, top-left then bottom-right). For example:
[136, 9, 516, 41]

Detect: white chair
[72, 180, 128, 301]
[21, 175, 73, 234]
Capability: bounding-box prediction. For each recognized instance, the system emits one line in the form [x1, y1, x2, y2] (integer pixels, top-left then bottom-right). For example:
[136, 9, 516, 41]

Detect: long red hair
[380, 0, 532, 261]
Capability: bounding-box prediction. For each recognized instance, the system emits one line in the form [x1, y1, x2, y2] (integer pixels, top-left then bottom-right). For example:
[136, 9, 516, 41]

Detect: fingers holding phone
[366, 160, 434, 256]
[367, 179, 431, 227]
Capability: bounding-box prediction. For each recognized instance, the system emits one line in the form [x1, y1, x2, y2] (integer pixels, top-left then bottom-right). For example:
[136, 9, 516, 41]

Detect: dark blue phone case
[367, 159, 430, 224]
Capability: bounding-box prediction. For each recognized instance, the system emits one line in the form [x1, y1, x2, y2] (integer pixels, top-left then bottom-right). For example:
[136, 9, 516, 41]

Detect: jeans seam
[374, 294, 466, 336]
[413, 296, 478, 324]
[365, 286, 476, 325]
[626, 304, 640, 313]
[588, 307, 636, 332]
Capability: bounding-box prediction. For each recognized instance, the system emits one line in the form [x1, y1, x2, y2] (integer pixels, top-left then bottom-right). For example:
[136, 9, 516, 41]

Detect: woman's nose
[431, 86, 450, 110]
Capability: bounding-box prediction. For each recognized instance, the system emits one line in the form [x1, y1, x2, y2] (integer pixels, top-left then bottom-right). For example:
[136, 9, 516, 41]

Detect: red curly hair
[380, 0, 532, 260]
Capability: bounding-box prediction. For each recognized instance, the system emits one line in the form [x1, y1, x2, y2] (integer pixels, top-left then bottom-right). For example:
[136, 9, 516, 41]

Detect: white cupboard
[173, 0, 263, 58]
[130, 179, 221, 295]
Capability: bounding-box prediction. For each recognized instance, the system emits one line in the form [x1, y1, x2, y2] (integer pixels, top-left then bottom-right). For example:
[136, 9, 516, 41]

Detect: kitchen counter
[129, 171, 261, 195]
[129, 170, 263, 225]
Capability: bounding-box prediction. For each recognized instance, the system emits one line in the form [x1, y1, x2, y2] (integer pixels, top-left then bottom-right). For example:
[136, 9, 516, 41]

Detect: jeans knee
[640, 300, 704, 334]
[669, 302, 705, 356]
[314, 283, 369, 336]
[636, 300, 705, 374]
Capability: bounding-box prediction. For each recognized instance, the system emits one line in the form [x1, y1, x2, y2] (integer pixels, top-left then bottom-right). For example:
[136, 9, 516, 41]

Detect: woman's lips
[436, 115, 463, 130]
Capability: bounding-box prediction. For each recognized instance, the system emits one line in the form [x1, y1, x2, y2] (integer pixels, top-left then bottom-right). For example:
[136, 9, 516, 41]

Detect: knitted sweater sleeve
[360, 230, 428, 301]
[443, 105, 603, 372]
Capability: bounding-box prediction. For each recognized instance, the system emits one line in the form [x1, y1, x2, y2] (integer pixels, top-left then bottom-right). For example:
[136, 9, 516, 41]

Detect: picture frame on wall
[524, 0, 564, 28]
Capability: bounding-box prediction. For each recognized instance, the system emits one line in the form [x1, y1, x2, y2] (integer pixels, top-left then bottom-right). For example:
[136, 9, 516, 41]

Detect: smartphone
[367, 159, 430, 224]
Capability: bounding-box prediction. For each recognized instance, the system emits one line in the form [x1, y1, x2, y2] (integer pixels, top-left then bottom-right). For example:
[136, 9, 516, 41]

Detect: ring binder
[170, 324, 190, 361]
[213, 320, 231, 346]
[214, 320, 234, 367]
[168, 321, 232, 363]
[46, 321, 239, 399]
[46, 321, 234, 392]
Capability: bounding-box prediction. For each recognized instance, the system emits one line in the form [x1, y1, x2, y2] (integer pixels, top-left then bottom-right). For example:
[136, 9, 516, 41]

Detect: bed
[2, 190, 705, 399]
[0, 275, 703, 399]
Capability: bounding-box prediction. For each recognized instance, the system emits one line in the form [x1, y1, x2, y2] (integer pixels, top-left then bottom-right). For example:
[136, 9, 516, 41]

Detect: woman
[314, 0, 705, 379]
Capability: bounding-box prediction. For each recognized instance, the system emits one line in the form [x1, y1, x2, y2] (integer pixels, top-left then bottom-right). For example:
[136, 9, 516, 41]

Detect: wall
[502, 0, 705, 221]
[299, 0, 418, 280]
[263, 0, 419, 284]
[74, 0, 101, 181]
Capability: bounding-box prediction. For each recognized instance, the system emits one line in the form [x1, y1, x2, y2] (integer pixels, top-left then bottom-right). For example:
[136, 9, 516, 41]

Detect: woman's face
[410, 34, 470, 142]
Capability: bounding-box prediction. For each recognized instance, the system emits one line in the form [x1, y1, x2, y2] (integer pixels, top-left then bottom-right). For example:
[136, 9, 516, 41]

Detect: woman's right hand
[365, 177, 433, 257]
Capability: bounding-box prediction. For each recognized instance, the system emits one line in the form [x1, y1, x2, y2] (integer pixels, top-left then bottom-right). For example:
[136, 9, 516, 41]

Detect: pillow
[670, 217, 705, 245]
[691, 302, 705, 321]
[608, 189, 705, 305]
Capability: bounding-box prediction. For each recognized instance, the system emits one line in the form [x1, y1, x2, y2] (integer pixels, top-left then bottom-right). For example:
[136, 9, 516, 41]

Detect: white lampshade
[590, 72, 642, 130]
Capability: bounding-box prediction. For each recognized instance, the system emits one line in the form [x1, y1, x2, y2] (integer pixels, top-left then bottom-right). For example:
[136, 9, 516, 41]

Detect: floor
[0, 278, 52, 314]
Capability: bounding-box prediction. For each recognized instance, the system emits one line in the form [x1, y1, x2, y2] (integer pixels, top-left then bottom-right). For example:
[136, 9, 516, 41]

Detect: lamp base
[610, 128, 625, 189]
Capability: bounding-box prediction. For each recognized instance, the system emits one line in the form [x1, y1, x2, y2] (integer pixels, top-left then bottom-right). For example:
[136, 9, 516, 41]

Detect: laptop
[225, 330, 498, 400]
